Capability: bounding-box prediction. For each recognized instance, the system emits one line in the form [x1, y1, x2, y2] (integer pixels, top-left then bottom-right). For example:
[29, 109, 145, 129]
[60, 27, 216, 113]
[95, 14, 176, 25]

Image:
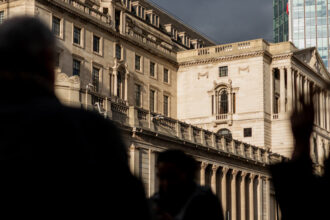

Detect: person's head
[156, 150, 197, 195]
[0, 16, 56, 90]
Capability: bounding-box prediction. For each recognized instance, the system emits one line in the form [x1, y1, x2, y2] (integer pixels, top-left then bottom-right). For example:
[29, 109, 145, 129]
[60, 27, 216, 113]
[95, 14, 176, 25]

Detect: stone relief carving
[55, 73, 80, 84]
[238, 66, 249, 73]
[198, 72, 209, 80]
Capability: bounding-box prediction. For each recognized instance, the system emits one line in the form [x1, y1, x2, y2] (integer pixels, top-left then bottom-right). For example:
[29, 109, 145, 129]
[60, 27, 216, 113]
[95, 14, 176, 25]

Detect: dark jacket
[0, 81, 150, 219]
[150, 184, 224, 220]
[270, 157, 330, 220]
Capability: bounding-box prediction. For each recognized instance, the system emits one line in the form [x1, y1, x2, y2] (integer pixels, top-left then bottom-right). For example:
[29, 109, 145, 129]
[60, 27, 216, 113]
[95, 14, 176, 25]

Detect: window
[163, 95, 169, 117]
[73, 59, 80, 76]
[219, 66, 228, 77]
[150, 62, 155, 77]
[117, 71, 122, 98]
[52, 16, 61, 37]
[217, 128, 232, 140]
[115, 10, 121, 32]
[135, 84, 142, 107]
[55, 53, 60, 67]
[150, 90, 155, 112]
[163, 68, 169, 83]
[92, 67, 100, 92]
[219, 90, 228, 114]
[116, 44, 122, 60]
[93, 35, 100, 53]
[0, 11, 4, 24]
[135, 55, 141, 71]
[73, 26, 81, 45]
[233, 93, 236, 114]
[243, 128, 252, 137]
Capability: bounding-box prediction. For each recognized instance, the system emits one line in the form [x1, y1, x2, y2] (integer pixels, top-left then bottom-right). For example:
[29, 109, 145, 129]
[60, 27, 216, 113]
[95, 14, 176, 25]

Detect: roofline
[145, 0, 217, 45]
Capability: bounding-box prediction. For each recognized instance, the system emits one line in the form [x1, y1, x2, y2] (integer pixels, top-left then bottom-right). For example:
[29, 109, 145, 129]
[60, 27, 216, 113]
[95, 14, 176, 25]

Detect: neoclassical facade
[1, 0, 329, 220]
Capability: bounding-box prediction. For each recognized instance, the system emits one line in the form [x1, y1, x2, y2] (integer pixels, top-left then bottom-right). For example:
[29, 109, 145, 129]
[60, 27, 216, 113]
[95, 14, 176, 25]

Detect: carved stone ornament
[198, 72, 209, 80]
[56, 73, 80, 84]
[239, 66, 249, 73]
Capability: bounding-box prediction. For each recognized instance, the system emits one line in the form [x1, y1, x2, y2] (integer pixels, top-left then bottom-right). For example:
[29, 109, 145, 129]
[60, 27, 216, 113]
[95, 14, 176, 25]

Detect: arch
[217, 128, 232, 140]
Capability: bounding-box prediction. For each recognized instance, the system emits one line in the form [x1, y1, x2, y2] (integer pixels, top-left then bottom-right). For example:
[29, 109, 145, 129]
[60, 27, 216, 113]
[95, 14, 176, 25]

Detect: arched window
[217, 128, 232, 140]
[219, 90, 228, 114]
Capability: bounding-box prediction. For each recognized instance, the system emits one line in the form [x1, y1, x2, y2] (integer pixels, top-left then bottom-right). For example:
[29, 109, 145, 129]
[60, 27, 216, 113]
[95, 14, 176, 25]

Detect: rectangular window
[150, 90, 155, 112]
[73, 59, 80, 76]
[73, 26, 81, 45]
[150, 62, 155, 77]
[52, 16, 61, 37]
[0, 11, 4, 24]
[233, 93, 236, 114]
[135, 55, 141, 71]
[116, 44, 122, 60]
[55, 53, 60, 67]
[243, 128, 252, 137]
[163, 95, 169, 117]
[92, 67, 100, 92]
[135, 84, 142, 107]
[211, 95, 214, 115]
[219, 66, 228, 77]
[164, 68, 169, 83]
[93, 35, 100, 53]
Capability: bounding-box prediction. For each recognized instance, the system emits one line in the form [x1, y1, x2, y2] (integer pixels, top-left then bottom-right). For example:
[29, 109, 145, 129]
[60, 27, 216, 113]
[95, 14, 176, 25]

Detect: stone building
[0, 0, 329, 220]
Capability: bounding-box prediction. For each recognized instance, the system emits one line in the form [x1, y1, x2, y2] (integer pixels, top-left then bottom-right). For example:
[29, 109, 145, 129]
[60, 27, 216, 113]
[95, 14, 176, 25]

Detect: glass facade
[274, 0, 289, 43]
[276, 0, 330, 69]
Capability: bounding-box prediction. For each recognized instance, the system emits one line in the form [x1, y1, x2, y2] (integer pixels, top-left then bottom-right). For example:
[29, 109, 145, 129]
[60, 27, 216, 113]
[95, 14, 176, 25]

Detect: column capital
[221, 166, 229, 174]
[249, 173, 256, 179]
[212, 164, 219, 173]
[201, 161, 208, 170]
[232, 169, 238, 177]
[241, 171, 248, 178]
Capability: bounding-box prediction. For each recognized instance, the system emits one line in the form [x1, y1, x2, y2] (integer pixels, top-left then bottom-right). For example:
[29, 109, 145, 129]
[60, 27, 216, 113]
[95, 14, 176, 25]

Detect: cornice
[178, 51, 269, 67]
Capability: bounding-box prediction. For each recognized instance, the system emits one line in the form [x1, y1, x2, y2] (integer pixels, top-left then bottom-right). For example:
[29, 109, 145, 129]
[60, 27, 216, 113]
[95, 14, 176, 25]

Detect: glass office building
[275, 0, 330, 68]
[274, 0, 289, 43]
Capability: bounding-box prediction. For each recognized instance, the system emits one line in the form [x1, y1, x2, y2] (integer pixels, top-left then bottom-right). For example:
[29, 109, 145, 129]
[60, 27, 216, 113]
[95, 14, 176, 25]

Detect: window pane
[135, 55, 141, 70]
[52, 16, 61, 36]
[164, 68, 169, 83]
[0, 11, 4, 24]
[93, 35, 100, 52]
[244, 128, 252, 137]
[219, 66, 228, 77]
[163, 95, 168, 116]
[116, 44, 121, 60]
[92, 67, 99, 92]
[73, 26, 81, 44]
[150, 90, 155, 112]
[135, 84, 141, 107]
[73, 59, 80, 76]
[219, 90, 228, 114]
[150, 62, 155, 77]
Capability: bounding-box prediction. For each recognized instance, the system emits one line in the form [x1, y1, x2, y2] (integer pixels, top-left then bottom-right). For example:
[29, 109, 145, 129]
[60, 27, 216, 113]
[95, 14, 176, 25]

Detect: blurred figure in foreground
[270, 87, 330, 220]
[0, 17, 150, 219]
[150, 150, 223, 220]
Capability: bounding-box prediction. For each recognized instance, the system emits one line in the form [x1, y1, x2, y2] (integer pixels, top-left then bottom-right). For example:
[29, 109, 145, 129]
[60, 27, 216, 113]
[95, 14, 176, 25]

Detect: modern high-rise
[273, 0, 289, 43]
[275, 0, 330, 69]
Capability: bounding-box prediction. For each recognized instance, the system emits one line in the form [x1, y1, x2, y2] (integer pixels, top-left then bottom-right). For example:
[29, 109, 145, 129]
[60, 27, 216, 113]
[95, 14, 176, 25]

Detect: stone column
[240, 172, 247, 220]
[211, 165, 219, 194]
[320, 90, 324, 129]
[231, 170, 238, 220]
[264, 177, 270, 220]
[129, 143, 140, 177]
[148, 149, 156, 197]
[326, 92, 329, 130]
[249, 174, 255, 220]
[124, 73, 128, 100]
[221, 167, 229, 216]
[257, 176, 263, 220]
[287, 67, 293, 112]
[200, 162, 208, 186]
[280, 67, 286, 113]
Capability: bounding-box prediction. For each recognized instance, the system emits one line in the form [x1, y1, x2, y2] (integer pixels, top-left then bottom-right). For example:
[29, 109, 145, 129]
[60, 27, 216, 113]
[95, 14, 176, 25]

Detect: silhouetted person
[270, 89, 330, 220]
[150, 150, 224, 220]
[0, 17, 150, 219]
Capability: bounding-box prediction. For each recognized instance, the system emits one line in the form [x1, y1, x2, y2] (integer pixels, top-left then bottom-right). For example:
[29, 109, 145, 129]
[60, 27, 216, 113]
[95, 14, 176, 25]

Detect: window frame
[92, 34, 102, 55]
[73, 25, 84, 47]
[163, 68, 169, 84]
[72, 58, 81, 76]
[243, 128, 252, 137]
[52, 15, 63, 39]
[115, 43, 122, 60]
[135, 84, 142, 107]
[163, 94, 169, 117]
[135, 54, 142, 72]
[92, 66, 100, 92]
[219, 66, 228, 77]
[149, 89, 156, 112]
[0, 10, 5, 24]
[150, 61, 156, 78]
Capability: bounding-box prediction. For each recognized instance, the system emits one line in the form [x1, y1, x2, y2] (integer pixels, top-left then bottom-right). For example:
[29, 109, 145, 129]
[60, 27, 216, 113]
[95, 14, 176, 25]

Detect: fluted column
[211, 165, 219, 194]
[240, 172, 247, 220]
[249, 174, 255, 220]
[221, 167, 229, 217]
[280, 67, 285, 113]
[231, 170, 238, 220]
[200, 162, 208, 186]
[287, 67, 293, 112]
[257, 176, 263, 220]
